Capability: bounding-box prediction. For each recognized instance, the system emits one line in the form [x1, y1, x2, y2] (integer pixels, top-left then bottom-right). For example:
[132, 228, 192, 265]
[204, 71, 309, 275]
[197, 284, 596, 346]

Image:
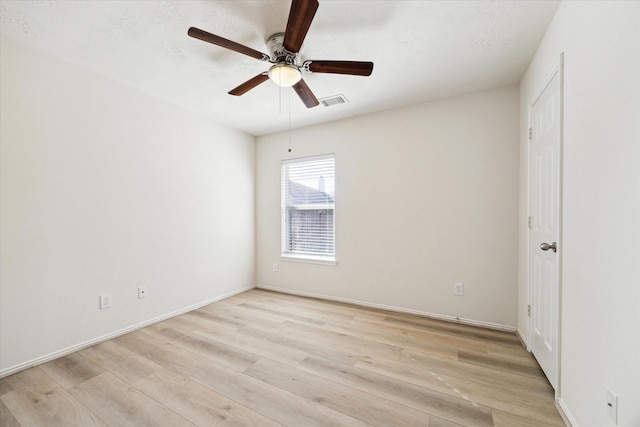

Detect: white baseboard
[557, 398, 577, 427]
[0, 285, 255, 378]
[516, 328, 529, 349]
[256, 284, 516, 332]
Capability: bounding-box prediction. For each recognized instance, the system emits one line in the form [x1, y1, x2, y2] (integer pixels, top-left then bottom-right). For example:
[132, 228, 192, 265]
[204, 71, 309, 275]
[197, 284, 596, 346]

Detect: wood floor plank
[356, 353, 563, 425]
[0, 366, 52, 394]
[322, 324, 458, 360]
[165, 313, 310, 367]
[492, 408, 566, 427]
[203, 300, 291, 330]
[428, 416, 466, 427]
[299, 354, 494, 427]
[149, 314, 203, 333]
[382, 313, 522, 346]
[1, 367, 109, 427]
[156, 303, 253, 333]
[239, 325, 362, 366]
[0, 379, 15, 397]
[236, 290, 388, 324]
[1, 398, 24, 427]
[486, 342, 535, 359]
[145, 326, 260, 371]
[292, 295, 392, 321]
[237, 302, 327, 326]
[2, 388, 110, 427]
[115, 331, 369, 426]
[112, 330, 167, 359]
[134, 368, 284, 427]
[321, 317, 463, 360]
[400, 348, 554, 397]
[79, 340, 163, 384]
[245, 357, 432, 427]
[277, 319, 404, 361]
[239, 290, 357, 324]
[183, 308, 247, 330]
[39, 352, 105, 389]
[458, 350, 546, 379]
[69, 372, 194, 427]
[349, 317, 490, 354]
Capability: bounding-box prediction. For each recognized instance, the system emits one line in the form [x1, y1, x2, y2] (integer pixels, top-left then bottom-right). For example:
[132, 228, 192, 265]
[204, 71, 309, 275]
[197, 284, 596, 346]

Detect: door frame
[527, 53, 564, 398]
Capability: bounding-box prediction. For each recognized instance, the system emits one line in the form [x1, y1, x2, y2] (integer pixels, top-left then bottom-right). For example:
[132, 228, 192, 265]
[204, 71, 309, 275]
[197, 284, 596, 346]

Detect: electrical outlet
[99, 294, 112, 310]
[454, 283, 464, 296]
[272, 263, 278, 272]
[606, 388, 618, 424]
[138, 286, 148, 299]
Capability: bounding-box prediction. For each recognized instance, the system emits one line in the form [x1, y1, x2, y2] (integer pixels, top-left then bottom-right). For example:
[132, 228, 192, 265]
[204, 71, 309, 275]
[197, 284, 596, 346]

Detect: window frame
[280, 154, 337, 266]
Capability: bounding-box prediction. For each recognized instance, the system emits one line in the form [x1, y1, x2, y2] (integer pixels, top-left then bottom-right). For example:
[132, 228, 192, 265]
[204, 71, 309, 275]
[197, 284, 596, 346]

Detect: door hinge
[527, 304, 532, 317]
[528, 216, 532, 229]
[528, 127, 532, 141]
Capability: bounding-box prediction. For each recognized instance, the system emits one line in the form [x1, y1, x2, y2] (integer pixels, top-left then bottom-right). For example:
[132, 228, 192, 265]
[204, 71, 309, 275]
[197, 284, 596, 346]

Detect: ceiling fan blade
[306, 60, 374, 76]
[292, 79, 319, 108]
[229, 73, 270, 96]
[283, 0, 319, 53]
[188, 27, 269, 61]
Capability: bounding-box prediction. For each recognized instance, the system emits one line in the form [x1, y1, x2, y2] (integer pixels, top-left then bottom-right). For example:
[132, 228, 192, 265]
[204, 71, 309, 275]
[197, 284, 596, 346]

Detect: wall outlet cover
[138, 286, 148, 299]
[99, 294, 112, 309]
[454, 283, 464, 296]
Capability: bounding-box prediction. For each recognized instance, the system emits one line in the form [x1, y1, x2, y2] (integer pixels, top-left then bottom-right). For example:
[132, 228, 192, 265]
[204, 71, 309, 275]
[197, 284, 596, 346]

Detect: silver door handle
[540, 242, 557, 252]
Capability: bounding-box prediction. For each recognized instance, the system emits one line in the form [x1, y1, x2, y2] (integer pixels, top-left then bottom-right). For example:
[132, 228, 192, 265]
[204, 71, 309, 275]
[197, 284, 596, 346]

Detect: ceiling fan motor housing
[266, 32, 302, 65]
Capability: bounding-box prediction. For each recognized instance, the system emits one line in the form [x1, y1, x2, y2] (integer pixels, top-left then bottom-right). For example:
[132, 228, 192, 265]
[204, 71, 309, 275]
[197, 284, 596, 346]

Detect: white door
[529, 63, 562, 390]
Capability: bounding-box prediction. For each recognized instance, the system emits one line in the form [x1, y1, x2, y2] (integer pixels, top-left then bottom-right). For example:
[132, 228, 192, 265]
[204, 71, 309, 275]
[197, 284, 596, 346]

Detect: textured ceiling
[0, 0, 559, 136]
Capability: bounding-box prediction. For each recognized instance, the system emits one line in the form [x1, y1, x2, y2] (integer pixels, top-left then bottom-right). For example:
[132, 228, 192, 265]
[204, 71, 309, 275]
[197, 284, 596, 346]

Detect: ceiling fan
[188, 0, 374, 108]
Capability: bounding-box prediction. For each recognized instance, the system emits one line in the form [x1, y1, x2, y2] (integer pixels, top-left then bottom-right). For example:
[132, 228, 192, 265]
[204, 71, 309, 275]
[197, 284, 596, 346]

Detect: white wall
[518, 1, 640, 426]
[256, 85, 520, 329]
[0, 36, 256, 375]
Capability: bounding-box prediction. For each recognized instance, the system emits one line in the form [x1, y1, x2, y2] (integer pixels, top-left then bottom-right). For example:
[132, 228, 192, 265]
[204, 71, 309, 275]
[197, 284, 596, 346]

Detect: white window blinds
[281, 154, 335, 261]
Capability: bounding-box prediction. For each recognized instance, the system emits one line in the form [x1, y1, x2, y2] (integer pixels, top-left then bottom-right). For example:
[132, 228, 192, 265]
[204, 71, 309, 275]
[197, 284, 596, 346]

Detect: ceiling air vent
[319, 94, 349, 107]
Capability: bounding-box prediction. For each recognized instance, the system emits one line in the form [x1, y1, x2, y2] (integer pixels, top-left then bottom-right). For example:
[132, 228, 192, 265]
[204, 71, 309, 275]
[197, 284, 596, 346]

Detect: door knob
[540, 242, 557, 252]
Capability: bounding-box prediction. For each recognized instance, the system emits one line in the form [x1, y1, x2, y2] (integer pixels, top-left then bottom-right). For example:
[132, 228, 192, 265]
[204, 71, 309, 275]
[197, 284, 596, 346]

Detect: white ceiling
[0, 0, 559, 136]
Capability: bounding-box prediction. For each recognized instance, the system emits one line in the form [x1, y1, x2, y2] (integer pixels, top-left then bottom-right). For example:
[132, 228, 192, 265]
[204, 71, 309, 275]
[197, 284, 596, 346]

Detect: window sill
[280, 254, 337, 266]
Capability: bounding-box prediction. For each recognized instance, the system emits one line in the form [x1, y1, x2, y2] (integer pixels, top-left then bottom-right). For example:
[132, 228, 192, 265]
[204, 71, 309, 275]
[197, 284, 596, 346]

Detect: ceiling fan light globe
[268, 64, 302, 87]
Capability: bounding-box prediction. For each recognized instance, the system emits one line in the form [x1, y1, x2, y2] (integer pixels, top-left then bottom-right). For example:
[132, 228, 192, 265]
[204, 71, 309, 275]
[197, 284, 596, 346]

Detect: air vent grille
[319, 94, 349, 107]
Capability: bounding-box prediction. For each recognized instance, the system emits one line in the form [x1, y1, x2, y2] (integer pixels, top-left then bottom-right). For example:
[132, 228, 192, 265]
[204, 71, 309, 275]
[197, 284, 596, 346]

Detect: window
[281, 154, 335, 264]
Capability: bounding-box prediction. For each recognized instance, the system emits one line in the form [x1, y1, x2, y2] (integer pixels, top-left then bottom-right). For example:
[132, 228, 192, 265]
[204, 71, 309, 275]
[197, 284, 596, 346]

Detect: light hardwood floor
[0, 289, 565, 426]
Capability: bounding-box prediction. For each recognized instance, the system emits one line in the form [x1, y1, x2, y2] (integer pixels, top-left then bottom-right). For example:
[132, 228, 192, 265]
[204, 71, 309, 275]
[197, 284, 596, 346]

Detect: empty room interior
[1, 1, 638, 426]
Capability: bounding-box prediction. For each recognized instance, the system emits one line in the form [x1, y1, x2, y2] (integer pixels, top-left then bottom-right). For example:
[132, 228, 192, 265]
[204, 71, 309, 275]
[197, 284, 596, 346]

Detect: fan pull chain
[288, 89, 292, 152]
